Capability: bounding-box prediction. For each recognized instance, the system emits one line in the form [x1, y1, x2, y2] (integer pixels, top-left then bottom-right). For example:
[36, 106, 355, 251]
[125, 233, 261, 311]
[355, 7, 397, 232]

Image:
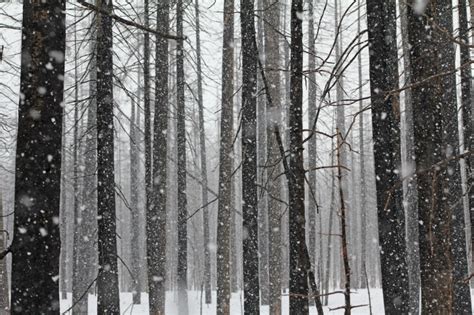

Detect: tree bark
[398, 0, 420, 312]
[263, 0, 282, 312]
[176, 0, 189, 313]
[194, 0, 212, 304]
[96, 0, 120, 311]
[407, 1, 471, 312]
[460, 0, 474, 283]
[216, 0, 234, 312]
[366, 0, 410, 313]
[288, 0, 309, 312]
[0, 193, 8, 312]
[11, 0, 66, 311]
[130, 96, 141, 305]
[241, 0, 261, 313]
[148, 1, 169, 313]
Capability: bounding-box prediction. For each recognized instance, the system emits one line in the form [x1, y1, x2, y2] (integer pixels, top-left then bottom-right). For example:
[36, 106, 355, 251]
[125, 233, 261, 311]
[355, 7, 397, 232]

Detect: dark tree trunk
[240, 0, 260, 313]
[216, 0, 234, 312]
[288, 0, 309, 312]
[148, 1, 169, 314]
[366, 0, 409, 313]
[407, 1, 471, 312]
[11, 0, 66, 312]
[194, 0, 212, 304]
[176, 0, 189, 313]
[96, 0, 120, 312]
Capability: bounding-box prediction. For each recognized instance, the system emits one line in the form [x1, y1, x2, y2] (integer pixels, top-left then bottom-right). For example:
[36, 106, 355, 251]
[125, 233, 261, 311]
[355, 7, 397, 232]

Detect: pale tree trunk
[263, 0, 282, 313]
[0, 193, 8, 312]
[306, 0, 317, 294]
[176, 0, 189, 313]
[71, 11, 86, 312]
[130, 97, 141, 304]
[256, 0, 269, 306]
[398, 0, 420, 312]
[461, 0, 474, 280]
[194, 0, 212, 304]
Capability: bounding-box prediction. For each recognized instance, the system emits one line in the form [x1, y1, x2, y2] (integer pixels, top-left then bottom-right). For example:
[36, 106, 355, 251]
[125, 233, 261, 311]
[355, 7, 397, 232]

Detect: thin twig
[77, 0, 185, 40]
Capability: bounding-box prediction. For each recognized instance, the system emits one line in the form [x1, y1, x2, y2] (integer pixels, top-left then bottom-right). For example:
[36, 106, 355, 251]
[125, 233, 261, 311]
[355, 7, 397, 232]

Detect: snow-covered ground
[60, 289, 385, 314]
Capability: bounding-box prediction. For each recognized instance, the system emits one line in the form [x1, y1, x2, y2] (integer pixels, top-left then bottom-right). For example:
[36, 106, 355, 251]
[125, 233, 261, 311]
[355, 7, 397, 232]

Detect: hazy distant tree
[96, 0, 120, 311]
[194, 0, 212, 304]
[263, 0, 283, 312]
[130, 97, 141, 304]
[10, 0, 66, 312]
[176, 0, 189, 313]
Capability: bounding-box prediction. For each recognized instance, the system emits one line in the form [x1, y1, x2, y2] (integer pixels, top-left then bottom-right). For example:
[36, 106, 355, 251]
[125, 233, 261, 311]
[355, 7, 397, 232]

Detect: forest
[0, 0, 473, 314]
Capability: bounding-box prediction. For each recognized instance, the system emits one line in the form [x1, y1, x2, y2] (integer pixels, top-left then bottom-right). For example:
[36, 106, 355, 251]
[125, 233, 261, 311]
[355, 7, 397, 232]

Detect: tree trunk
[288, 0, 309, 312]
[306, 0, 317, 296]
[130, 96, 141, 305]
[366, 0, 409, 313]
[241, 0, 260, 313]
[148, 1, 169, 313]
[256, 0, 269, 306]
[11, 0, 65, 312]
[450, 1, 472, 311]
[176, 0, 189, 313]
[194, 0, 212, 304]
[138, 0, 151, 305]
[407, 1, 471, 312]
[71, 12, 87, 313]
[356, 0, 368, 292]
[460, 0, 474, 283]
[216, 0, 234, 312]
[96, 0, 120, 311]
[263, 0, 282, 313]
[398, 0, 420, 312]
[0, 193, 8, 312]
